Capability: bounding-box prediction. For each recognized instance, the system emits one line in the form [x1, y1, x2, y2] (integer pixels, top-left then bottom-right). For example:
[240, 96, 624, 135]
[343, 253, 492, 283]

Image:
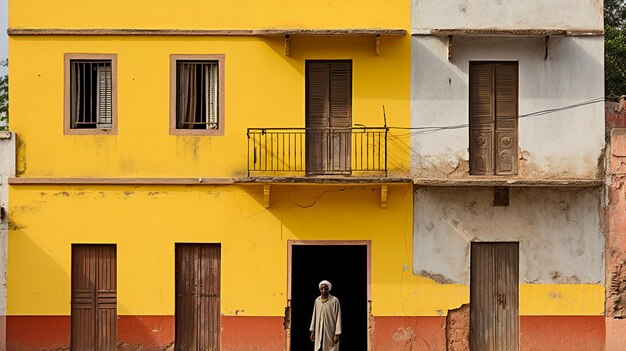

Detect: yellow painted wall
[7, 184, 603, 317]
[8, 184, 414, 316]
[8, 36, 410, 178]
[9, 0, 408, 29]
[8, 0, 411, 178]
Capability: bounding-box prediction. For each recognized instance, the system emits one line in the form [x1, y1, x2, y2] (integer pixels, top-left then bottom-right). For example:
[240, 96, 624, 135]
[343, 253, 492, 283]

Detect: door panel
[176, 244, 221, 351]
[471, 242, 519, 351]
[72, 245, 117, 351]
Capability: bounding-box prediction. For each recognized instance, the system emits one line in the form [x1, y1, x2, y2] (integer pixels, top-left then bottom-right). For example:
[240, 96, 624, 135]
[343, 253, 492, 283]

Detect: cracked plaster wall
[0, 132, 15, 351]
[410, 35, 605, 179]
[411, 0, 603, 33]
[413, 187, 604, 285]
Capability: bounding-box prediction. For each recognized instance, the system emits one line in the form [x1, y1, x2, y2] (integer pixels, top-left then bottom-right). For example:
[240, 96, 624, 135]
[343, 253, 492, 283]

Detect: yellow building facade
[8, 1, 423, 350]
[6, 0, 606, 350]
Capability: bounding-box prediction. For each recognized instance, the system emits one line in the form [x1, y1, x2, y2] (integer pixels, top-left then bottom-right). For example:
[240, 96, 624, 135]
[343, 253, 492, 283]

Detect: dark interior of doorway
[291, 244, 367, 351]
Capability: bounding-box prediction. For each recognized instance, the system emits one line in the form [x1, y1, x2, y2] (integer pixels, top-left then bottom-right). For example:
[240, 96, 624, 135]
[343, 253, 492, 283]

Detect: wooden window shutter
[306, 62, 331, 129]
[329, 61, 352, 128]
[97, 64, 113, 128]
[469, 62, 518, 175]
[206, 63, 218, 127]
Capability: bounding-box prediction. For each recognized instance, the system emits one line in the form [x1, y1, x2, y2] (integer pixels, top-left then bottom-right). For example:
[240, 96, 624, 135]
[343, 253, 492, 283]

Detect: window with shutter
[469, 62, 519, 175]
[64, 54, 117, 134]
[170, 55, 225, 136]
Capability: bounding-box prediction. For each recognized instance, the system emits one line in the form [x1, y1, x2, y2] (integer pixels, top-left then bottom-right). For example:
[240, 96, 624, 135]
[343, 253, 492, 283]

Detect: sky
[1, 0, 7, 75]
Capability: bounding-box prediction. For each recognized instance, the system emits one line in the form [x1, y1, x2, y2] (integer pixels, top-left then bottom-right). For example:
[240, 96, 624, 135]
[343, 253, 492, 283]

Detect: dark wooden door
[469, 62, 518, 175]
[71, 244, 117, 351]
[306, 60, 352, 175]
[470, 242, 519, 351]
[176, 244, 221, 351]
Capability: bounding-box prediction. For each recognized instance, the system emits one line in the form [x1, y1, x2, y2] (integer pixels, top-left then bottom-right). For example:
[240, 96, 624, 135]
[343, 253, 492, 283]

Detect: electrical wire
[384, 97, 607, 136]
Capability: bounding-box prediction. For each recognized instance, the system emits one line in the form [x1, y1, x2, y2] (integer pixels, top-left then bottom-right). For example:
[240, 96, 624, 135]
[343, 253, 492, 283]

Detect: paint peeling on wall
[414, 187, 604, 285]
[446, 304, 469, 351]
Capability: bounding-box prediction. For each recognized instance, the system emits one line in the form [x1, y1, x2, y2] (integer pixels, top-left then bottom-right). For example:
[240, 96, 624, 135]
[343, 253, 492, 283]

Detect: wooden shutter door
[306, 60, 352, 175]
[328, 61, 352, 173]
[176, 244, 221, 351]
[469, 62, 518, 175]
[494, 243, 519, 351]
[470, 242, 519, 351]
[306, 61, 331, 174]
[494, 64, 518, 175]
[470, 63, 495, 175]
[72, 245, 117, 351]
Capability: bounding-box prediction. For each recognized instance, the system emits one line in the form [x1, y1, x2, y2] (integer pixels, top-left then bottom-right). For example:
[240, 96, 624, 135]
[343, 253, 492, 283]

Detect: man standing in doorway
[310, 280, 342, 351]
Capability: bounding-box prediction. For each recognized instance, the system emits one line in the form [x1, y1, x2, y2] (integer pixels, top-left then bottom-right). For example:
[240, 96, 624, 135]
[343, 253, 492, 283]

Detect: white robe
[309, 294, 342, 351]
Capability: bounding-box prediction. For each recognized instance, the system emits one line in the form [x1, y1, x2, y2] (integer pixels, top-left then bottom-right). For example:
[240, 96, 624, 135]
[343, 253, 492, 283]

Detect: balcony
[247, 127, 388, 177]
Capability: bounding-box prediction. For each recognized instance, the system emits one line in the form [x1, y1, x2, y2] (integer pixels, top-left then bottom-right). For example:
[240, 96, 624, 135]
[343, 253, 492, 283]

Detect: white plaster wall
[412, 0, 603, 33]
[411, 36, 605, 179]
[0, 131, 14, 351]
[413, 187, 604, 285]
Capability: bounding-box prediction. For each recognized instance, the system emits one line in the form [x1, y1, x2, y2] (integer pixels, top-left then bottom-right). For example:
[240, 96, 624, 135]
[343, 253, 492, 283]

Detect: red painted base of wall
[520, 316, 605, 351]
[373, 316, 446, 351]
[7, 315, 606, 351]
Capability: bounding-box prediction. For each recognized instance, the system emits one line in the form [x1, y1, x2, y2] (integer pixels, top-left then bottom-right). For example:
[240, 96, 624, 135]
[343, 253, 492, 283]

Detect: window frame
[64, 53, 118, 135]
[170, 54, 225, 136]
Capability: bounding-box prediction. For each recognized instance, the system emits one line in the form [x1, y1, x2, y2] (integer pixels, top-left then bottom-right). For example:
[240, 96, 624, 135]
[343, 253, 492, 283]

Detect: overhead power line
[386, 97, 606, 136]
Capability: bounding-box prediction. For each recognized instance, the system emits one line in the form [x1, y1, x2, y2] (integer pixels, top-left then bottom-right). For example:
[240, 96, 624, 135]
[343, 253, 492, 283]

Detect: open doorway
[288, 241, 370, 351]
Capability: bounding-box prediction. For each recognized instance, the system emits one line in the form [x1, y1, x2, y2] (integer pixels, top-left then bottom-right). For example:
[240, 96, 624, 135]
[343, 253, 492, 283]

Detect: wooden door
[71, 244, 117, 351]
[470, 242, 519, 351]
[306, 60, 352, 175]
[176, 244, 221, 351]
[469, 62, 518, 175]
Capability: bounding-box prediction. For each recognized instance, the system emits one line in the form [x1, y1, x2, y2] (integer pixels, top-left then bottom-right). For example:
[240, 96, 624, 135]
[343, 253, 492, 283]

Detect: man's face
[320, 284, 329, 296]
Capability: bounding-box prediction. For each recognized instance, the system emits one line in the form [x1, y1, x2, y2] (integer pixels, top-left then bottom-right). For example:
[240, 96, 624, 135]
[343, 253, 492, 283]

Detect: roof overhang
[411, 28, 603, 61]
[8, 28, 407, 56]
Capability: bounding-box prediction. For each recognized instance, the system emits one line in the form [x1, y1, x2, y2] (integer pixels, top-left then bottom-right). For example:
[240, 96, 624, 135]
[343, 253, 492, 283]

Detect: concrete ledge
[412, 28, 603, 36]
[8, 176, 413, 185]
[8, 28, 407, 36]
[413, 177, 604, 187]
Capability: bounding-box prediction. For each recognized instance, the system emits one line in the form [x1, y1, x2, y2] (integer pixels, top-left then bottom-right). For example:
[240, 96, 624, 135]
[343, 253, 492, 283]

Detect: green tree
[606, 0, 626, 99]
[0, 59, 7, 130]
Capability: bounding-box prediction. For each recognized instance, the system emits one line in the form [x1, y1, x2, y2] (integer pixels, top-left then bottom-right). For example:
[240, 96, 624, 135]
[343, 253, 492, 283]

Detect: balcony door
[305, 60, 352, 175]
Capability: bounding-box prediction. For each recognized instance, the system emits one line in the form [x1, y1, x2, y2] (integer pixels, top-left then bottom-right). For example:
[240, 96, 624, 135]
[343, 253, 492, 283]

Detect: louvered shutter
[470, 63, 495, 175]
[329, 62, 352, 172]
[206, 62, 218, 129]
[306, 62, 331, 173]
[96, 64, 113, 129]
[306, 62, 331, 129]
[494, 64, 518, 175]
[469, 62, 518, 175]
[329, 62, 352, 128]
[306, 61, 352, 174]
